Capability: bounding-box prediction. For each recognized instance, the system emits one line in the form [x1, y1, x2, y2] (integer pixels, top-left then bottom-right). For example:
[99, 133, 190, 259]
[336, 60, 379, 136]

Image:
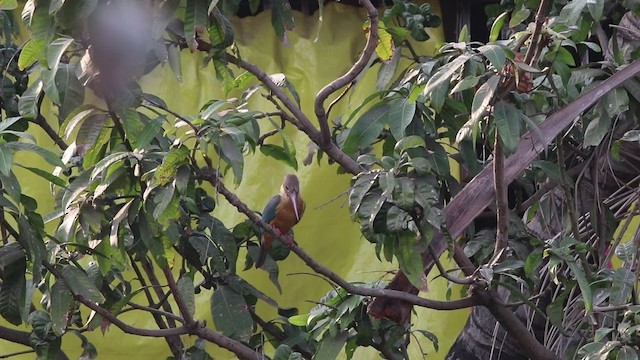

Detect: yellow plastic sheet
[2, 2, 471, 359]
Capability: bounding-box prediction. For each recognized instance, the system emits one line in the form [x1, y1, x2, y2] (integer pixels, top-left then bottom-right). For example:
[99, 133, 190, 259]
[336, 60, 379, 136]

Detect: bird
[255, 174, 305, 268]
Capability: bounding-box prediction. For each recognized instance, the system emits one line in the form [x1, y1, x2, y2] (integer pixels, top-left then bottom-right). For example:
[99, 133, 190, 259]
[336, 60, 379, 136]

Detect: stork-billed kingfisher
[255, 174, 305, 268]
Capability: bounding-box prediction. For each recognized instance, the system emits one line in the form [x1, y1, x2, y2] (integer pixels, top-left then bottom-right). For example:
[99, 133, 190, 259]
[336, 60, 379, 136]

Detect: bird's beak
[291, 192, 300, 221]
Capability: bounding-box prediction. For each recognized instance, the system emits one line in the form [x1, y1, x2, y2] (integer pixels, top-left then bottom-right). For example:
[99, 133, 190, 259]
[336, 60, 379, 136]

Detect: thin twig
[524, 0, 551, 65]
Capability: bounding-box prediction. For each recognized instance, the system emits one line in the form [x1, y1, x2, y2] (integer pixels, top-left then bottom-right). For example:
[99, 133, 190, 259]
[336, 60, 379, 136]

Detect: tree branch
[0, 324, 30, 346]
[493, 132, 508, 261]
[314, 0, 379, 146]
[225, 53, 362, 174]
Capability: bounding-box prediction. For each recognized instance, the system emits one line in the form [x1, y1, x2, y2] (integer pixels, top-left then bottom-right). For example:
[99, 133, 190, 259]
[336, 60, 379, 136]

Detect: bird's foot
[282, 234, 296, 246]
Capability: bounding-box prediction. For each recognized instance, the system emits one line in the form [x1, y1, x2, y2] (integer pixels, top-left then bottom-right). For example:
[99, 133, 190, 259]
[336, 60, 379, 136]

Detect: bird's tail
[255, 234, 271, 268]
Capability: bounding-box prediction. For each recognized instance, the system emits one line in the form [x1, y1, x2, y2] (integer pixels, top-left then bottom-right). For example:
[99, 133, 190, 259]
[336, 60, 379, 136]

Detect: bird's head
[281, 174, 301, 221]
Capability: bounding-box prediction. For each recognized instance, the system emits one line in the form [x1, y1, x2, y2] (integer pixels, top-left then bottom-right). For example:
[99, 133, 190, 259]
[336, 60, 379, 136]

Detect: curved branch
[197, 168, 476, 311]
[225, 53, 362, 174]
[314, 0, 379, 146]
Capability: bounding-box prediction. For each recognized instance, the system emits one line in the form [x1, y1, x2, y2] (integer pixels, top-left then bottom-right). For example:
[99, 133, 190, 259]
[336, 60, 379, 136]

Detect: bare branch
[524, 0, 552, 65]
[314, 0, 379, 145]
[493, 133, 508, 261]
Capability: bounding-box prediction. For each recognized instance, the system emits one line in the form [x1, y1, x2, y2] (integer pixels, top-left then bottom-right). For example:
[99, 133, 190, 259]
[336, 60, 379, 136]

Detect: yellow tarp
[2, 2, 470, 359]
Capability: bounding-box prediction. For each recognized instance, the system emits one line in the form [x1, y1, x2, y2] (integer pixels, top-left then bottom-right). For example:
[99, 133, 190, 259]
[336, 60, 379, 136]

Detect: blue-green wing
[261, 195, 281, 226]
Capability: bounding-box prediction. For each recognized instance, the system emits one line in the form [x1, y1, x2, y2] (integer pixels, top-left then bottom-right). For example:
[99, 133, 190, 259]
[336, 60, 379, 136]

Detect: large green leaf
[610, 268, 635, 306]
[314, 331, 349, 360]
[210, 285, 253, 341]
[0, 270, 26, 325]
[478, 44, 507, 71]
[60, 265, 106, 304]
[55, 64, 85, 122]
[4, 142, 63, 167]
[177, 276, 196, 318]
[153, 147, 189, 186]
[396, 234, 427, 289]
[422, 54, 472, 97]
[50, 280, 72, 336]
[456, 75, 500, 143]
[18, 79, 43, 116]
[217, 133, 244, 184]
[389, 97, 416, 140]
[0, 144, 13, 176]
[184, 0, 208, 47]
[343, 103, 389, 155]
[271, 0, 294, 40]
[567, 261, 592, 313]
[494, 100, 522, 155]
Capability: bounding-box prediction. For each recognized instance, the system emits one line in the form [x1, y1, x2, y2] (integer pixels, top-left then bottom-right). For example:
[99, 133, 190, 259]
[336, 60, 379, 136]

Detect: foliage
[0, 0, 639, 359]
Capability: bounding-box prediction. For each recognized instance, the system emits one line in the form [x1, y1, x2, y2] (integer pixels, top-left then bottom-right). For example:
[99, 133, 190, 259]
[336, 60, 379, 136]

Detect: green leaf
[288, 313, 309, 327]
[46, 37, 73, 73]
[314, 331, 349, 360]
[18, 79, 43, 116]
[56, 64, 85, 122]
[584, 110, 610, 147]
[0, 270, 25, 326]
[274, 344, 299, 360]
[604, 87, 629, 118]
[389, 97, 416, 140]
[490, 12, 508, 42]
[271, 0, 294, 40]
[109, 199, 134, 247]
[567, 261, 592, 313]
[136, 210, 167, 268]
[60, 265, 105, 304]
[77, 113, 108, 149]
[167, 44, 182, 82]
[49, 0, 65, 14]
[184, 0, 208, 46]
[509, 7, 530, 28]
[50, 280, 71, 336]
[0, 145, 13, 176]
[587, 0, 603, 20]
[396, 234, 426, 289]
[90, 152, 130, 181]
[377, 49, 400, 90]
[4, 142, 63, 167]
[478, 44, 507, 70]
[456, 75, 500, 143]
[217, 133, 244, 184]
[559, 0, 587, 25]
[260, 144, 298, 170]
[610, 268, 635, 306]
[423, 54, 472, 97]
[18, 38, 47, 71]
[0, 0, 17, 10]
[494, 101, 522, 155]
[343, 103, 389, 155]
[616, 346, 638, 360]
[210, 285, 253, 341]
[394, 135, 426, 154]
[177, 276, 196, 318]
[153, 147, 189, 186]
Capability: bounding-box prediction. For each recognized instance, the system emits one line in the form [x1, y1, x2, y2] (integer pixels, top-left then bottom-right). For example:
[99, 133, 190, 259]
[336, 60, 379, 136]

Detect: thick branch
[524, 0, 552, 64]
[314, 0, 379, 145]
[0, 324, 30, 346]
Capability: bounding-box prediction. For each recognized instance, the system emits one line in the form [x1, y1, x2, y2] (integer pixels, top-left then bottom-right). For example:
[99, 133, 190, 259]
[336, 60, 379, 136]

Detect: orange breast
[271, 195, 305, 234]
